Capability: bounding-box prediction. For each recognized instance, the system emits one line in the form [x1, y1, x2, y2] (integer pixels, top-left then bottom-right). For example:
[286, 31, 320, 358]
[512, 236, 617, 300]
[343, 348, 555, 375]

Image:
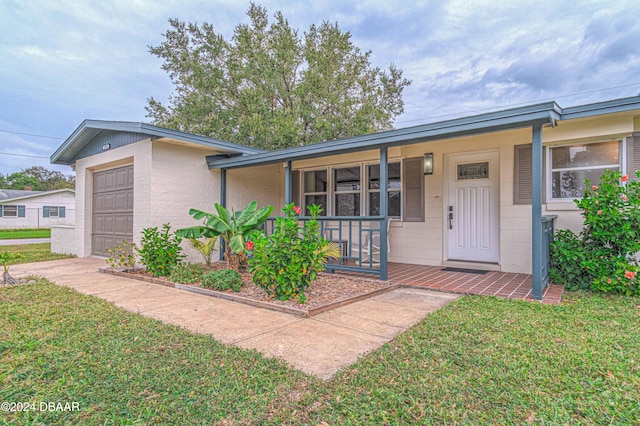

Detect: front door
[446, 151, 499, 263]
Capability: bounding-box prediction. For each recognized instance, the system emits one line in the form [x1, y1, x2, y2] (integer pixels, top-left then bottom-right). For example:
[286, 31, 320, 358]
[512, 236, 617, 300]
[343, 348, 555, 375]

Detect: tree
[3, 166, 75, 191]
[147, 3, 411, 150]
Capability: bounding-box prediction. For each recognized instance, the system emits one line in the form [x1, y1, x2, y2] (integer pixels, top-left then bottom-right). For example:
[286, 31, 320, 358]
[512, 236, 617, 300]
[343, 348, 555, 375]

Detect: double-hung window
[368, 162, 401, 217]
[549, 140, 621, 200]
[2, 206, 18, 217]
[334, 166, 361, 216]
[303, 170, 327, 216]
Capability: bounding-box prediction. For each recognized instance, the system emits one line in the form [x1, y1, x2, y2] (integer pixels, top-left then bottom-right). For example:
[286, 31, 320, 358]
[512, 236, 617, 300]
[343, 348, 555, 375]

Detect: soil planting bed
[100, 262, 398, 317]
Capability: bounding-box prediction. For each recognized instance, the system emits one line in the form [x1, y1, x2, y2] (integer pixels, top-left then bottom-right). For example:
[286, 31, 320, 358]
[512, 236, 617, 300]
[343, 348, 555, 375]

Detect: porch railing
[263, 215, 387, 279]
[541, 215, 557, 288]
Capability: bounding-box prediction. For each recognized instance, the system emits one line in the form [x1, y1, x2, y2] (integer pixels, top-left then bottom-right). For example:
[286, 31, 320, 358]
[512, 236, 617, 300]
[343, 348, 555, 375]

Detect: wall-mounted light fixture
[423, 153, 434, 175]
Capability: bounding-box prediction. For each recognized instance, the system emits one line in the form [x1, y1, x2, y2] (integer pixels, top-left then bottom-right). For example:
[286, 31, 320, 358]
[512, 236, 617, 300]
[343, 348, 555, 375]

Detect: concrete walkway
[10, 258, 460, 380]
[0, 237, 51, 245]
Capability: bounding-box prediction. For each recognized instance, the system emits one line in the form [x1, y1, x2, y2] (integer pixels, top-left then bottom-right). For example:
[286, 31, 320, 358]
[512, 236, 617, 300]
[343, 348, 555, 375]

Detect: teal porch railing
[263, 215, 387, 279]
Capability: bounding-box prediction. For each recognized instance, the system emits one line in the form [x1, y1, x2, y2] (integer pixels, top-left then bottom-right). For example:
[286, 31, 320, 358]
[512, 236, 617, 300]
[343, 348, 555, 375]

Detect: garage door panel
[92, 165, 134, 256]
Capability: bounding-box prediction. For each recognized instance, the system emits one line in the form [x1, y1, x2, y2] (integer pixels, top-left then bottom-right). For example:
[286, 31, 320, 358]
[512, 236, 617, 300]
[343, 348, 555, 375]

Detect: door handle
[448, 206, 453, 229]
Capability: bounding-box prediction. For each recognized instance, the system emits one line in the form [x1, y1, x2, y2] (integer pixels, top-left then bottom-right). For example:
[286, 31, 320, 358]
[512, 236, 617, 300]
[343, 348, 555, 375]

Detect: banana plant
[188, 236, 218, 268]
[177, 201, 273, 270]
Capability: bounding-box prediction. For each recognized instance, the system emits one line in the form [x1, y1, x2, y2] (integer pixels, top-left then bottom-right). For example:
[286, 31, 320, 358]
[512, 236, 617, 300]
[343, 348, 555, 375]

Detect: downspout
[219, 168, 227, 262]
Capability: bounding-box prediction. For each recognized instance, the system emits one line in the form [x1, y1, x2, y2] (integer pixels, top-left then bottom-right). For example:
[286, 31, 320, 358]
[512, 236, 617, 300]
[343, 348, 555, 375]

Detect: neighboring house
[51, 96, 640, 299]
[0, 188, 75, 229]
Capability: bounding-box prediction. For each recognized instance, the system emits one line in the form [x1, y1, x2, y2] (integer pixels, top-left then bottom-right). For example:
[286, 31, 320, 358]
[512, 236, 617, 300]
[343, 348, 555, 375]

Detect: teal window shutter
[18, 205, 25, 217]
[0, 205, 3, 217]
[43, 206, 50, 218]
[59, 206, 65, 218]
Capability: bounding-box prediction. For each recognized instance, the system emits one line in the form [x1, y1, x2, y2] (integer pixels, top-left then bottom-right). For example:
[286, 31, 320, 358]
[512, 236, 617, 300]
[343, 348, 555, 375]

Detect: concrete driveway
[10, 258, 460, 380]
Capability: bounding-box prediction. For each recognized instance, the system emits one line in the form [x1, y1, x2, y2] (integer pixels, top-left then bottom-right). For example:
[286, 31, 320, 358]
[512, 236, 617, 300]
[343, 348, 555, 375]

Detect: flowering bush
[550, 170, 640, 295]
[248, 203, 339, 303]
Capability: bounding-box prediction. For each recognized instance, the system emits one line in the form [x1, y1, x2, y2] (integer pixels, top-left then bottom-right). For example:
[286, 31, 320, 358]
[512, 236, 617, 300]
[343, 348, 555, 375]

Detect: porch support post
[531, 124, 543, 300]
[380, 147, 388, 280]
[284, 160, 292, 205]
[219, 168, 227, 262]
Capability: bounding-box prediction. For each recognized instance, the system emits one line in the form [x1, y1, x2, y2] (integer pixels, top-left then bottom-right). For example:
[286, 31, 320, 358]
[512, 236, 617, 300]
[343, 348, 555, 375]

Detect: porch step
[441, 260, 500, 272]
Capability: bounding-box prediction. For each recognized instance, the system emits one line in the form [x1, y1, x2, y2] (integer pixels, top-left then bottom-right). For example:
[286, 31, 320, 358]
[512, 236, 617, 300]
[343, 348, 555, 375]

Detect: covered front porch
[210, 103, 565, 300]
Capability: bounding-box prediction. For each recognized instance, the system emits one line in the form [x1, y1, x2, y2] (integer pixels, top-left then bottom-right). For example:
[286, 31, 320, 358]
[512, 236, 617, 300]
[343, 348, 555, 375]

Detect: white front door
[446, 151, 500, 263]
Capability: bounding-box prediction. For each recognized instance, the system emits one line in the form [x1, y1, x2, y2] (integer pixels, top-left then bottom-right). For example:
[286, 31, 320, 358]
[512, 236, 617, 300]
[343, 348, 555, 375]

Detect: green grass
[0, 243, 75, 264]
[0, 228, 51, 239]
[1, 282, 639, 424]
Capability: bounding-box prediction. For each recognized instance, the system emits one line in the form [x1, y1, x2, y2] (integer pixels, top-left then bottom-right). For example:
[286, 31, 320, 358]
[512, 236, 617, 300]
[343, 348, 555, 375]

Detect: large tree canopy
[147, 3, 411, 150]
[1, 166, 75, 191]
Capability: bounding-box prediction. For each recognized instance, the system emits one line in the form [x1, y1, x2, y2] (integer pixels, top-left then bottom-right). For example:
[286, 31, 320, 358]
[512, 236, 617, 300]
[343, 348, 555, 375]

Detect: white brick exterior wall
[51, 225, 79, 255]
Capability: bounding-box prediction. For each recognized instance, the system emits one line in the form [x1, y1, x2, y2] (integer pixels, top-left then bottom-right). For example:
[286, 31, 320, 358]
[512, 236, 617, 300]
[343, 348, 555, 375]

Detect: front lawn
[0, 228, 51, 239]
[0, 243, 74, 264]
[1, 282, 638, 424]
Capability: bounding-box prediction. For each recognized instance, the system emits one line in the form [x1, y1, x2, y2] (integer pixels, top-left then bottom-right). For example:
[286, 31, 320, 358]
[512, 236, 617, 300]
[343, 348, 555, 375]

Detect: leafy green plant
[550, 170, 640, 295]
[201, 269, 244, 292]
[188, 237, 218, 267]
[1, 250, 24, 284]
[138, 223, 186, 277]
[105, 240, 138, 270]
[169, 263, 206, 284]
[249, 203, 340, 303]
[177, 201, 273, 271]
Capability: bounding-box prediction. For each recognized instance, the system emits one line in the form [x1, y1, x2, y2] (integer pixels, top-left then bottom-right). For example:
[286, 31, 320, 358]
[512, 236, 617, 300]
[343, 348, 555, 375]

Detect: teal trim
[59, 206, 66, 218]
[207, 102, 560, 170]
[379, 148, 388, 280]
[284, 161, 292, 205]
[52, 120, 264, 165]
[18, 205, 25, 217]
[0, 205, 2, 216]
[531, 124, 543, 300]
[43, 206, 50, 218]
[219, 169, 227, 262]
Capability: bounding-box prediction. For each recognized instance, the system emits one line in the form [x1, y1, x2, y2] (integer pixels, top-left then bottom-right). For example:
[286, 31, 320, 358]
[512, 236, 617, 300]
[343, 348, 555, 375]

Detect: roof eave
[51, 120, 265, 165]
[208, 103, 559, 170]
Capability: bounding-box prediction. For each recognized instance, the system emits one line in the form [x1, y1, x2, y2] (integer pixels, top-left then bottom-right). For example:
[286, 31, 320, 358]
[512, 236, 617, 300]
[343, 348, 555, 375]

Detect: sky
[1, 0, 639, 177]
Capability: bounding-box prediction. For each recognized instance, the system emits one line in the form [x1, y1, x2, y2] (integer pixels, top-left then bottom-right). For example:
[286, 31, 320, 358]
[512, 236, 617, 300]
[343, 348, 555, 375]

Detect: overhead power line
[0, 129, 64, 140]
[0, 152, 49, 159]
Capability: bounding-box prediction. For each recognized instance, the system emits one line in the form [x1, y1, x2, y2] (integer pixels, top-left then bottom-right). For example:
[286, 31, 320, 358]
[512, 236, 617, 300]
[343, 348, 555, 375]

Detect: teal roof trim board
[207, 96, 640, 170]
[51, 120, 265, 165]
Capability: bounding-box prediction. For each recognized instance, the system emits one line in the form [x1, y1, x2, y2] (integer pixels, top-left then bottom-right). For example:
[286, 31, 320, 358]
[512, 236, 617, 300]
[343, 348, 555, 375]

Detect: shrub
[105, 240, 138, 270]
[201, 269, 244, 292]
[138, 223, 186, 277]
[169, 263, 206, 284]
[249, 203, 339, 303]
[550, 170, 640, 296]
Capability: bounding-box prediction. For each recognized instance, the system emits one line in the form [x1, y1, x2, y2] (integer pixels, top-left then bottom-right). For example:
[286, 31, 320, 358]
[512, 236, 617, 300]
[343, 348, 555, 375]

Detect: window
[368, 162, 401, 217]
[303, 170, 327, 216]
[0, 205, 25, 218]
[334, 166, 361, 216]
[43, 206, 65, 218]
[549, 140, 620, 200]
[2, 206, 17, 217]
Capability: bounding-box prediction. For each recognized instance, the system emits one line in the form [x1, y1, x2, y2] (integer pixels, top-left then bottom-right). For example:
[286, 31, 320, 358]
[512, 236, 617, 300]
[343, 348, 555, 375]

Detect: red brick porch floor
[387, 263, 564, 305]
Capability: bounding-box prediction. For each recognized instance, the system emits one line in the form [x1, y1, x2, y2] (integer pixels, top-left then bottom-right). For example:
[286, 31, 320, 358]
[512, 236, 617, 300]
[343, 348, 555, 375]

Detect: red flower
[293, 205, 302, 215]
[624, 270, 636, 280]
[621, 194, 628, 202]
[245, 241, 255, 250]
[597, 210, 602, 215]
[607, 278, 612, 284]
[621, 174, 629, 182]
[592, 185, 598, 191]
